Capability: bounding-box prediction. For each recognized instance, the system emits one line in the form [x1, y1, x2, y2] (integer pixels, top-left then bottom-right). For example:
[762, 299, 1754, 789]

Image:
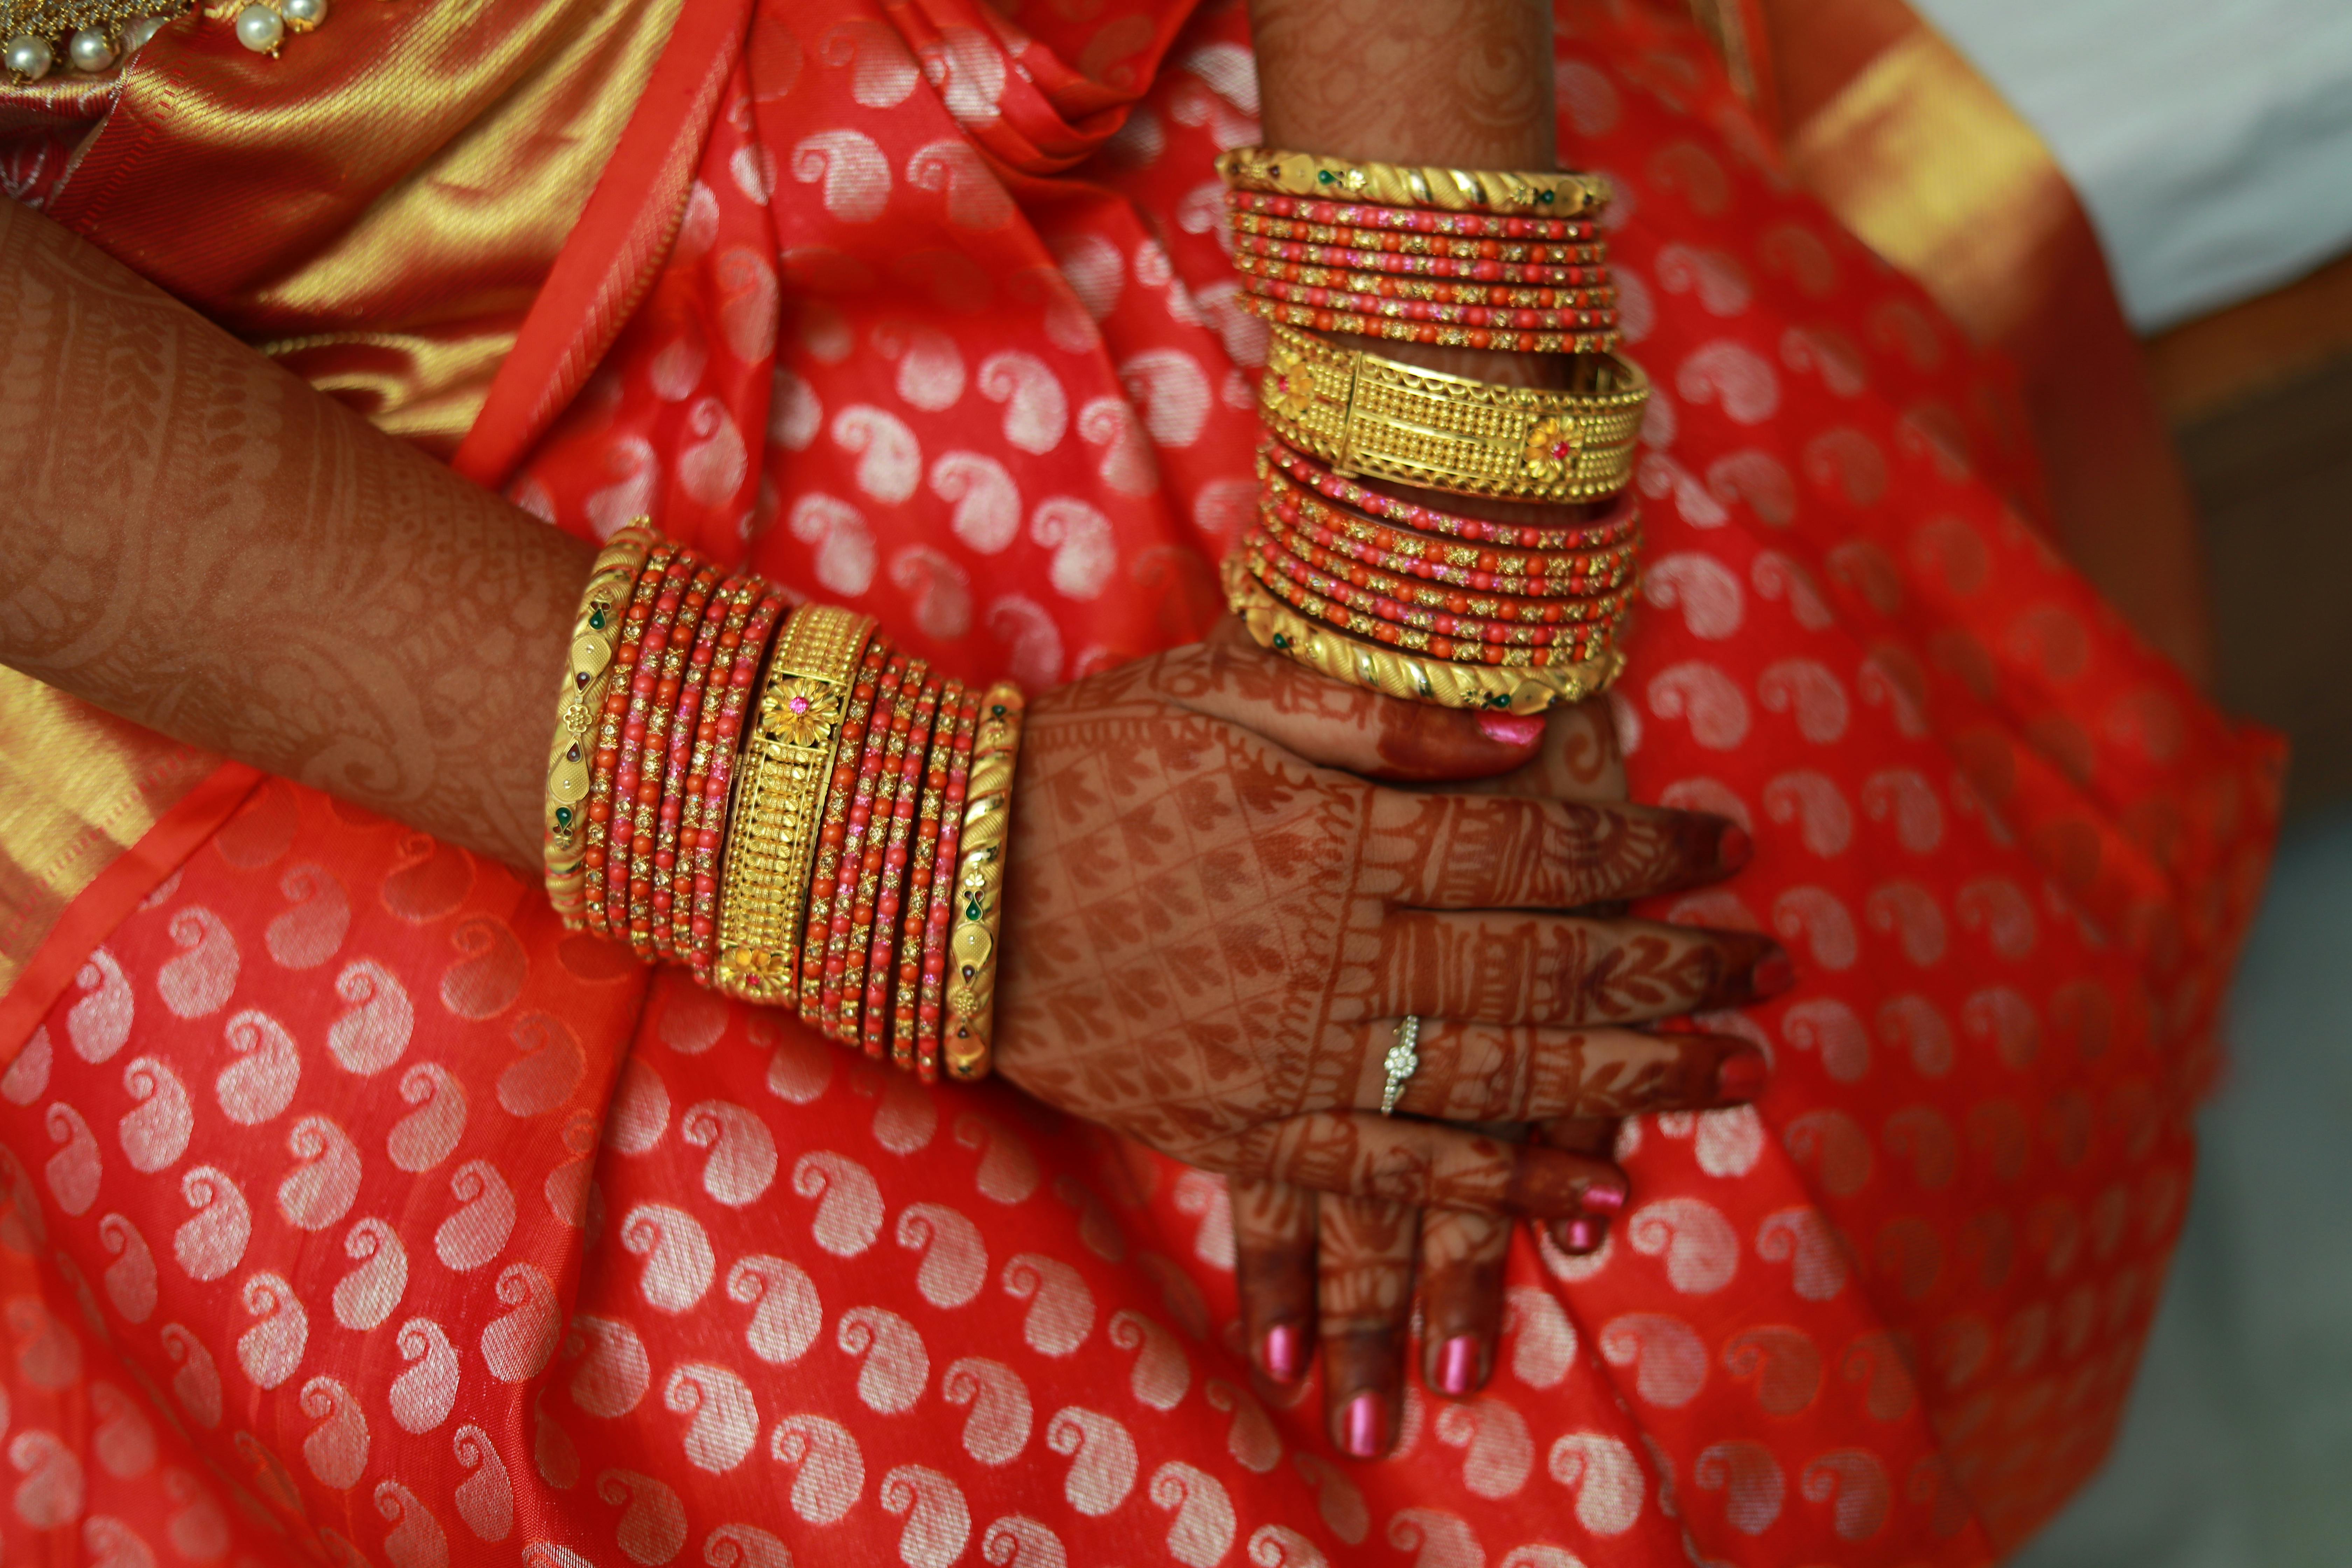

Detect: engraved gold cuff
[1215, 147, 1609, 218]
[1223, 558, 1622, 715]
[943, 683, 1025, 1082]
[1258, 324, 1647, 503]
[712, 604, 876, 1003]
[544, 520, 663, 929]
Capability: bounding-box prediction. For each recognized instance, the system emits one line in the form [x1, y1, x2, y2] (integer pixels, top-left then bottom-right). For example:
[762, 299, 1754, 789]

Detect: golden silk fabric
[24, 0, 686, 455]
[0, 667, 218, 997]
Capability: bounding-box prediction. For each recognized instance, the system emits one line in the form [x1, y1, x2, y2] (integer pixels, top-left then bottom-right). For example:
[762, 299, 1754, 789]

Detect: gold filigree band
[1215, 147, 1609, 217]
[712, 604, 876, 1003]
[1258, 323, 1647, 503]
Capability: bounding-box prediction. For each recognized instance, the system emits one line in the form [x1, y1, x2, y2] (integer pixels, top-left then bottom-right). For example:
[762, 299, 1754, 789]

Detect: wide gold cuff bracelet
[713, 603, 876, 1003]
[1224, 558, 1623, 715]
[545, 520, 663, 929]
[1215, 147, 1609, 218]
[1259, 323, 1647, 503]
[943, 683, 1025, 1083]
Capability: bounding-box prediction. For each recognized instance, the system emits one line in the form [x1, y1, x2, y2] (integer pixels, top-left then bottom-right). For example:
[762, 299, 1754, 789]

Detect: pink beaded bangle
[1262, 438, 1640, 551]
[1236, 292, 1618, 356]
[1256, 502, 1633, 611]
[1241, 546, 1617, 667]
[670, 576, 756, 964]
[1228, 229, 1606, 285]
[1229, 210, 1603, 265]
[1260, 469, 1639, 591]
[1225, 189, 1600, 241]
[915, 690, 982, 1084]
[813, 650, 908, 1032]
[1233, 251, 1616, 310]
[582, 547, 675, 942]
[1239, 272, 1619, 334]
[862, 673, 944, 1061]
[892, 678, 963, 1075]
[837, 663, 926, 1053]
[1246, 526, 1629, 646]
[798, 638, 892, 1021]
[636, 561, 723, 961]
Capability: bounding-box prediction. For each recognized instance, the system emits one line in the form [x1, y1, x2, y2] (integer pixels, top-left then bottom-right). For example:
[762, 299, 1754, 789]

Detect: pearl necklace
[4, 0, 330, 79]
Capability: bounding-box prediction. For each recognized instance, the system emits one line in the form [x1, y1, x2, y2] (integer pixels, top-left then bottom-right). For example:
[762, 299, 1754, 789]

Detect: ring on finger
[1379, 1016, 1422, 1116]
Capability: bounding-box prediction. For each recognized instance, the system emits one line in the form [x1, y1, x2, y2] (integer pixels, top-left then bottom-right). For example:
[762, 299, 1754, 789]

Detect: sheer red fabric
[0, 3, 2278, 1566]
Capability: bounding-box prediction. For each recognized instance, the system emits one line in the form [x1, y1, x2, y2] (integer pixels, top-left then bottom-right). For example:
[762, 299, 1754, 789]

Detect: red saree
[0, 2, 2280, 1565]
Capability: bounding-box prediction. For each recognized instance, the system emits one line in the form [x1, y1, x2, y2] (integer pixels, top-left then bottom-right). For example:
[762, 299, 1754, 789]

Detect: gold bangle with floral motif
[544, 520, 664, 929]
[1224, 558, 1622, 714]
[711, 604, 877, 1003]
[1216, 146, 1609, 218]
[1259, 323, 1646, 503]
[943, 682, 1025, 1083]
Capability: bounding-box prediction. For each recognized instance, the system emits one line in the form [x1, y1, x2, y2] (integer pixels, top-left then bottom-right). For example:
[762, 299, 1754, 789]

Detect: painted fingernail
[1716, 822, 1752, 873]
[1476, 711, 1546, 748]
[1752, 946, 1796, 999]
[1714, 1048, 1769, 1102]
[1578, 1175, 1627, 1217]
[1340, 1391, 1387, 1457]
[1435, 1335, 1482, 1396]
[1264, 1322, 1307, 1384]
[1557, 1215, 1606, 1254]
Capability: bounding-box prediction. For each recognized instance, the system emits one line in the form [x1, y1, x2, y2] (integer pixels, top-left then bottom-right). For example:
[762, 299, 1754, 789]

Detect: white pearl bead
[124, 15, 167, 50]
[233, 3, 283, 52]
[281, 0, 326, 27]
[4, 34, 54, 79]
[68, 28, 114, 71]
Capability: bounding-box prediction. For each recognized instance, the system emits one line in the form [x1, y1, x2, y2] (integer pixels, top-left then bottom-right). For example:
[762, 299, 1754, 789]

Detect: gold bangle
[1215, 147, 1609, 218]
[1260, 323, 1647, 503]
[544, 520, 664, 929]
[1224, 558, 1622, 714]
[943, 682, 1025, 1083]
[711, 604, 877, 1003]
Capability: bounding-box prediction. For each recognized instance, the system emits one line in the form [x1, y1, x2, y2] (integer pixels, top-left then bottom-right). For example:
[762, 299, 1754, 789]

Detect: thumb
[1180, 616, 1548, 782]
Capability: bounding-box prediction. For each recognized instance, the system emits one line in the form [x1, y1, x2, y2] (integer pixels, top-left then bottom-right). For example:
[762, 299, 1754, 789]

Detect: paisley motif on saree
[0, 2, 2278, 1564]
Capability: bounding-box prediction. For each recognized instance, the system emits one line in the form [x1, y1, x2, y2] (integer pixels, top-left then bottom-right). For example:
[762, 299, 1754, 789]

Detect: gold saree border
[0, 668, 258, 1062]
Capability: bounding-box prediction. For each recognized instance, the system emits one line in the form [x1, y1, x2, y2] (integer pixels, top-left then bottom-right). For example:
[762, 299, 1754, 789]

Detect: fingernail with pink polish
[1264, 1322, 1306, 1384]
[1475, 710, 1546, 749]
[1341, 1391, 1388, 1458]
[1578, 1175, 1628, 1218]
[1713, 1048, 1769, 1103]
[1557, 1215, 1605, 1254]
[1435, 1335, 1482, 1396]
[1716, 821, 1752, 873]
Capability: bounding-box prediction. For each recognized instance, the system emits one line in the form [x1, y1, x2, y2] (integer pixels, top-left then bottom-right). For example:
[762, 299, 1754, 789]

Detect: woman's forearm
[0, 198, 584, 869]
[1245, 0, 1594, 519]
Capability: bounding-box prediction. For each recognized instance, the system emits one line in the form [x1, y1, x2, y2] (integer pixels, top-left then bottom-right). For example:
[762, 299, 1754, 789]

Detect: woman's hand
[1217, 695, 1773, 1455]
[993, 623, 1786, 1352]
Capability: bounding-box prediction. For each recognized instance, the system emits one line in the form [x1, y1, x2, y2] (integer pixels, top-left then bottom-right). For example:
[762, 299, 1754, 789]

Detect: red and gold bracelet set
[541, 525, 1023, 1082]
[1214, 148, 1653, 715]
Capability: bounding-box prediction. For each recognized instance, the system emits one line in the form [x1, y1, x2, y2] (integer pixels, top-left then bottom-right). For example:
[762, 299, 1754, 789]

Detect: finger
[1420, 1206, 1513, 1397]
[1317, 1194, 1416, 1457]
[1368, 788, 1749, 910]
[1349, 1018, 1768, 1121]
[1444, 693, 1625, 804]
[1174, 617, 1549, 783]
[1536, 1116, 1620, 1254]
[1240, 1110, 1630, 1219]
[1228, 1174, 1318, 1385]
[1377, 911, 1793, 1025]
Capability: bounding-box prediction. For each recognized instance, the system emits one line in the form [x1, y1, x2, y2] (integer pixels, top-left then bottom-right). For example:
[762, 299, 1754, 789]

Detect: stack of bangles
[540, 521, 1024, 1083]
[1214, 146, 1653, 714]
